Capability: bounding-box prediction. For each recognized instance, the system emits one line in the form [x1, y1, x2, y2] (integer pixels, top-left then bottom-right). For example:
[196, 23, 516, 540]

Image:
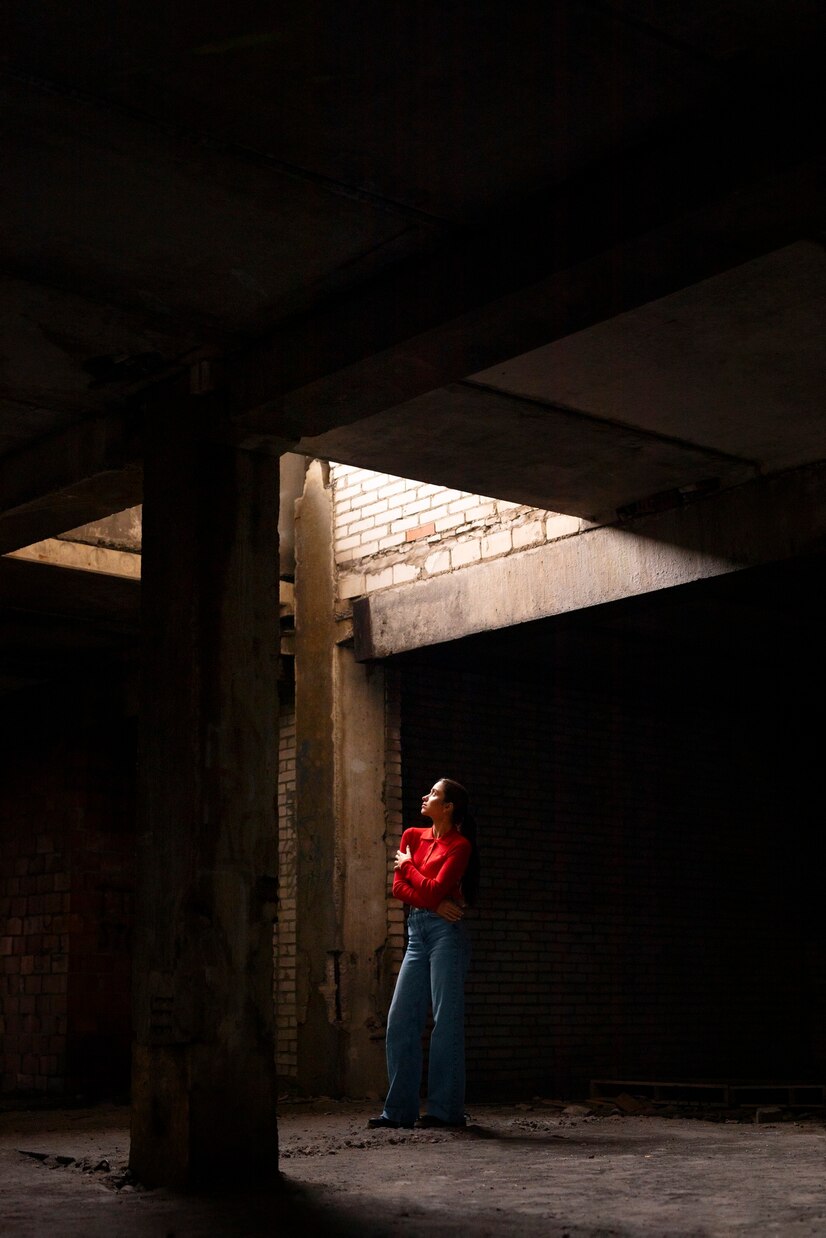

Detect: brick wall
[0, 755, 71, 1096]
[275, 688, 297, 1081]
[383, 672, 406, 978]
[331, 463, 580, 603]
[0, 689, 135, 1098]
[1, 675, 303, 1098]
[396, 634, 825, 1101]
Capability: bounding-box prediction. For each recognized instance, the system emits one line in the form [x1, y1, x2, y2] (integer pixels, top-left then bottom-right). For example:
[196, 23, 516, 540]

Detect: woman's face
[421, 781, 451, 824]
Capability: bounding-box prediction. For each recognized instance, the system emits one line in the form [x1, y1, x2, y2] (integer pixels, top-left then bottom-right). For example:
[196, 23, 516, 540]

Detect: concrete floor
[2, 1098, 826, 1237]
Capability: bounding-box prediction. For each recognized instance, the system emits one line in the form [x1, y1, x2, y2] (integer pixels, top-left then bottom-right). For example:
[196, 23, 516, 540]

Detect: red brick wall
[0, 765, 71, 1096]
[0, 691, 136, 1098]
[398, 631, 825, 1100]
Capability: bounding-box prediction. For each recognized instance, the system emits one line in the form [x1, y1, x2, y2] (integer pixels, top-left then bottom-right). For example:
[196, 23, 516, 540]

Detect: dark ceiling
[2, 0, 824, 524]
[0, 2, 824, 693]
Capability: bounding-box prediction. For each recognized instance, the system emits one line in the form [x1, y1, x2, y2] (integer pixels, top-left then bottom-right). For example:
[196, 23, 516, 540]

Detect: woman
[369, 777, 479, 1130]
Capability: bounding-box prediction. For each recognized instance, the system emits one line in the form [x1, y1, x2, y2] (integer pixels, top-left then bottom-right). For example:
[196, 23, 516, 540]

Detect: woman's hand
[394, 846, 412, 870]
[435, 898, 464, 923]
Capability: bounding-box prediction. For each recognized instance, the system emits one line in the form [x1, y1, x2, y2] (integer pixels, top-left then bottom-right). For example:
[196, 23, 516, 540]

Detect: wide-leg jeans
[381, 907, 471, 1125]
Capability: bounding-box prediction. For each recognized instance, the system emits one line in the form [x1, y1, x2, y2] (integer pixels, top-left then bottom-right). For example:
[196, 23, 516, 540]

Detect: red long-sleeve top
[392, 826, 471, 912]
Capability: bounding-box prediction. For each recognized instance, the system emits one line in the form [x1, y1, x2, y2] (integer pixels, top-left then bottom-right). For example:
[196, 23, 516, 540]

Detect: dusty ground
[1, 1097, 826, 1237]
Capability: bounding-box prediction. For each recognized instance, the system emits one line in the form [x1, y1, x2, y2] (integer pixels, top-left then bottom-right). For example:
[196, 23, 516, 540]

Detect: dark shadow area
[393, 551, 826, 1099]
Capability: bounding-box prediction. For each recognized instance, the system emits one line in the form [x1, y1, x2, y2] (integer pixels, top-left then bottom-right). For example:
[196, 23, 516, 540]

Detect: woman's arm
[393, 838, 471, 911]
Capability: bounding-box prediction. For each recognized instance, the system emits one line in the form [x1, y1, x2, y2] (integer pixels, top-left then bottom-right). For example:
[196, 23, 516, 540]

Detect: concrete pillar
[294, 461, 341, 1093]
[278, 452, 307, 580]
[130, 391, 284, 1187]
[334, 647, 389, 1097]
[294, 461, 387, 1097]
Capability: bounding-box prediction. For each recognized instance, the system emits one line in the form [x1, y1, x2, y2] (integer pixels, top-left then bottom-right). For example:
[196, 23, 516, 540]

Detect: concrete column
[294, 461, 387, 1097]
[130, 390, 284, 1187]
[294, 461, 341, 1093]
[334, 647, 389, 1097]
[278, 452, 307, 580]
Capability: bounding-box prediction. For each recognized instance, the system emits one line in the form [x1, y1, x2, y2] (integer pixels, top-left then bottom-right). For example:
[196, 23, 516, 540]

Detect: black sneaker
[367, 1115, 414, 1129]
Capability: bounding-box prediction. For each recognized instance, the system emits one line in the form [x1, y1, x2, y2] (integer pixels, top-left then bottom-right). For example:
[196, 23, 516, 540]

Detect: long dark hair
[440, 777, 480, 907]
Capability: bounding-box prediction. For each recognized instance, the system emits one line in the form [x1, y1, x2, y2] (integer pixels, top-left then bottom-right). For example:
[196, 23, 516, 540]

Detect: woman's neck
[432, 819, 453, 839]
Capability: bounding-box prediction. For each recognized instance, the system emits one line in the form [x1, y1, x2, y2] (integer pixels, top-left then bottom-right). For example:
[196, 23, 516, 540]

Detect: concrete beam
[0, 413, 142, 554]
[2, 44, 822, 536]
[226, 50, 824, 440]
[1, 68, 821, 530]
[243, 157, 824, 519]
[297, 379, 758, 521]
[0, 554, 138, 626]
[7, 537, 141, 579]
[353, 462, 826, 660]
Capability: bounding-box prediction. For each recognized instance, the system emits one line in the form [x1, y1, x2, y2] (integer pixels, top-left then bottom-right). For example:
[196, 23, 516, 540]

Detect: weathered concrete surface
[355, 461, 826, 660]
[7, 535, 141, 578]
[279, 453, 307, 580]
[7, 453, 304, 578]
[130, 392, 284, 1186]
[294, 462, 390, 1098]
[294, 460, 342, 1095]
[3, 8, 825, 556]
[292, 230, 825, 517]
[59, 506, 143, 552]
[334, 649, 389, 1098]
[2, 1100, 826, 1237]
[469, 242, 826, 478]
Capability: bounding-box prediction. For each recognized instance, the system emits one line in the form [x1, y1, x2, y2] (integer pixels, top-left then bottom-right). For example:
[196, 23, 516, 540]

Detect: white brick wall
[330, 462, 582, 603]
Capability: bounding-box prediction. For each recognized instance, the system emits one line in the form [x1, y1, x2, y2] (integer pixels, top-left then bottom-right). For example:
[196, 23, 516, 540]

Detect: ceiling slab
[1, 0, 824, 529]
[296, 244, 821, 517]
[470, 243, 826, 470]
[469, 243, 826, 475]
[5, 2, 721, 219]
[1, 75, 438, 330]
[298, 381, 756, 520]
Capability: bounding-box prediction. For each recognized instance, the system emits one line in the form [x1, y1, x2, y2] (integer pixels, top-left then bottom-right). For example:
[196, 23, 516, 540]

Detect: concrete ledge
[354, 462, 826, 659]
[7, 537, 142, 579]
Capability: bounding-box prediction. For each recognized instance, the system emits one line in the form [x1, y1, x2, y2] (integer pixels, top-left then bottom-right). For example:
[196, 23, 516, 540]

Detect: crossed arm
[394, 844, 466, 922]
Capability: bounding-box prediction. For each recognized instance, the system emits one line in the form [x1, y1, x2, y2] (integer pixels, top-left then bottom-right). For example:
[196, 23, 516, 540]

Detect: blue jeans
[381, 908, 471, 1125]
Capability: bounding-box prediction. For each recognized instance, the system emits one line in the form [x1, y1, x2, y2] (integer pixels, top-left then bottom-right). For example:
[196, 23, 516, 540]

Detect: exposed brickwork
[383, 671, 405, 977]
[275, 668, 402, 1082]
[274, 691, 297, 1080]
[0, 695, 135, 1098]
[328, 462, 824, 1099]
[399, 640, 824, 1100]
[2, 679, 301, 1097]
[331, 463, 581, 603]
[0, 798, 70, 1095]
